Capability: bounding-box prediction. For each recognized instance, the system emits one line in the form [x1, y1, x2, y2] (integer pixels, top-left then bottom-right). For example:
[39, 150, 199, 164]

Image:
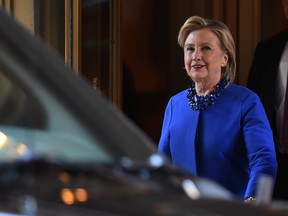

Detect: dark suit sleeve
[247, 42, 264, 92]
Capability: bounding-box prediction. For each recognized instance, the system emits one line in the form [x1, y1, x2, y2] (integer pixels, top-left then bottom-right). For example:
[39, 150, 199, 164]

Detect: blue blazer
[158, 83, 277, 199]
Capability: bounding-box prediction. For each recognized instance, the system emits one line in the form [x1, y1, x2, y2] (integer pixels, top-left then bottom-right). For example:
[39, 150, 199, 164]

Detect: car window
[0, 70, 46, 128]
[0, 68, 112, 164]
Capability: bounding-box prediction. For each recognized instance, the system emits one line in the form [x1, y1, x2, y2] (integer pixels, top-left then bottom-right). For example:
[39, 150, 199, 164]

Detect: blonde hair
[178, 16, 236, 82]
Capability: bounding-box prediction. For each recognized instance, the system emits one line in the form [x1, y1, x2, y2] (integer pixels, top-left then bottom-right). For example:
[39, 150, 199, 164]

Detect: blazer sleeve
[158, 97, 172, 158]
[242, 92, 278, 198]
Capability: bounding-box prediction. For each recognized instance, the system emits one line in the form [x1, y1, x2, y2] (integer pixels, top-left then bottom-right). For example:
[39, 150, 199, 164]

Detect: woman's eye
[203, 46, 211, 51]
[186, 47, 194, 52]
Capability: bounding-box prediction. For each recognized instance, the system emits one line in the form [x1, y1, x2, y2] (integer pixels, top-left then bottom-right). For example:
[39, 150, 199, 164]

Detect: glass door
[66, 0, 121, 107]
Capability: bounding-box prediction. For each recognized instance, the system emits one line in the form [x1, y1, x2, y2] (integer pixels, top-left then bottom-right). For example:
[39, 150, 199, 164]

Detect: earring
[221, 64, 226, 68]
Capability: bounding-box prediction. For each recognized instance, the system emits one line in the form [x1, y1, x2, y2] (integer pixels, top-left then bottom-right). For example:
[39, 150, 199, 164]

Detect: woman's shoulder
[226, 83, 259, 101]
[168, 89, 188, 105]
[173, 89, 187, 97]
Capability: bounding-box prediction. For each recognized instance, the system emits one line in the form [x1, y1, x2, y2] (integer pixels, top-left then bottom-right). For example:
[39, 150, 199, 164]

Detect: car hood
[0, 157, 288, 216]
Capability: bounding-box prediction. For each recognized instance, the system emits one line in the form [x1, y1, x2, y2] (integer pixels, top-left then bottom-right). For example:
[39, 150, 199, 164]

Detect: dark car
[0, 7, 287, 216]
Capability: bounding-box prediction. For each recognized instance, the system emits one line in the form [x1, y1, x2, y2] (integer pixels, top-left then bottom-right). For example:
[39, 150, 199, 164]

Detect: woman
[158, 16, 277, 201]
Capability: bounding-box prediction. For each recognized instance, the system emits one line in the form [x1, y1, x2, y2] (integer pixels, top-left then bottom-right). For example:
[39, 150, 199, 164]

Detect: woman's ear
[223, 53, 228, 65]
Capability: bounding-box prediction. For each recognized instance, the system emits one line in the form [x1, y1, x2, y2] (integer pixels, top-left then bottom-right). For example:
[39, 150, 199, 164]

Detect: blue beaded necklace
[187, 78, 229, 111]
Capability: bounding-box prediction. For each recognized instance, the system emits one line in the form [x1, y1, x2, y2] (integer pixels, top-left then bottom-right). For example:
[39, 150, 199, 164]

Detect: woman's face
[184, 29, 228, 83]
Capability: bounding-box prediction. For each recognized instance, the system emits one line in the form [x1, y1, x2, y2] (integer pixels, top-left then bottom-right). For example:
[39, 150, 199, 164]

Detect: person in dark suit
[247, 0, 288, 201]
[158, 15, 277, 201]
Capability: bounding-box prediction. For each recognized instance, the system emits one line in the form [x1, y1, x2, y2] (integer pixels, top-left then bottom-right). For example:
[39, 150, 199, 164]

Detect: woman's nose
[192, 50, 201, 61]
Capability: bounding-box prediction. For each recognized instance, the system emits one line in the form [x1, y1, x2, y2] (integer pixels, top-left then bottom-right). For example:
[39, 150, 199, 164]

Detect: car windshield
[0, 9, 156, 165]
[0, 69, 116, 163]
